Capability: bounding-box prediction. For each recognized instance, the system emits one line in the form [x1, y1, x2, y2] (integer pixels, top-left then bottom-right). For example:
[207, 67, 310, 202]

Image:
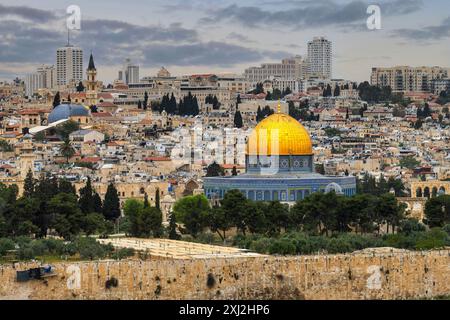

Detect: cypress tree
[58, 178, 76, 195]
[79, 177, 94, 214]
[143, 91, 149, 110]
[23, 168, 35, 198]
[144, 193, 150, 208]
[93, 192, 103, 213]
[334, 85, 341, 97]
[168, 212, 180, 240]
[103, 183, 121, 221]
[53, 92, 61, 108]
[169, 93, 177, 114]
[193, 96, 199, 116]
[234, 110, 243, 128]
[256, 106, 262, 122]
[178, 99, 184, 115]
[155, 188, 160, 211]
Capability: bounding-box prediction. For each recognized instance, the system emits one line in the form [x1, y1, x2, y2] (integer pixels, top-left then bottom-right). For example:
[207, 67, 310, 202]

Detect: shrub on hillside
[0, 238, 15, 256]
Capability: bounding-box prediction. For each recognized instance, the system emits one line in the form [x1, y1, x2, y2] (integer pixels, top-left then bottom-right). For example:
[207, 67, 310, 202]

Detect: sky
[0, 0, 449, 84]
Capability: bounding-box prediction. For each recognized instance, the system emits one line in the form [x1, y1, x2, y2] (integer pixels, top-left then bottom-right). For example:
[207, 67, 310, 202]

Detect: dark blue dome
[48, 104, 90, 124]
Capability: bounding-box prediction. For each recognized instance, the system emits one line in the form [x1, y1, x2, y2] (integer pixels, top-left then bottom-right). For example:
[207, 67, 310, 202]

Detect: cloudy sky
[0, 0, 449, 84]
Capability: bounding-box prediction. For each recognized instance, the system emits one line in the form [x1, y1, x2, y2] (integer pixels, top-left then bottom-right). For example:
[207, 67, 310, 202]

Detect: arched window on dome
[272, 191, 279, 201]
[289, 190, 295, 201]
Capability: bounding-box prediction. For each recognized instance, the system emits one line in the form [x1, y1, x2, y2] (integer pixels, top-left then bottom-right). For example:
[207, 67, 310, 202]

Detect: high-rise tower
[56, 36, 83, 86]
[307, 37, 332, 79]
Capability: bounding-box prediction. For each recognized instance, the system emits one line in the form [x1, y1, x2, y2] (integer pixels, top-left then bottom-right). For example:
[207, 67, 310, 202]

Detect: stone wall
[1, 249, 449, 300]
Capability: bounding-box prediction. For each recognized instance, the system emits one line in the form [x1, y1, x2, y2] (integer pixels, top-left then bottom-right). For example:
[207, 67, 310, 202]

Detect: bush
[399, 219, 427, 235]
[415, 228, 449, 250]
[326, 237, 353, 254]
[0, 238, 15, 256]
[442, 224, 450, 236]
[268, 239, 296, 255]
[17, 246, 35, 260]
[111, 248, 135, 260]
[30, 240, 48, 256]
[249, 238, 272, 254]
[74, 237, 107, 260]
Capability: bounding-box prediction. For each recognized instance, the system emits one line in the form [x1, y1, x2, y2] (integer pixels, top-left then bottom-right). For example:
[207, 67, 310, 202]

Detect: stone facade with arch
[397, 197, 427, 221]
[410, 181, 450, 199]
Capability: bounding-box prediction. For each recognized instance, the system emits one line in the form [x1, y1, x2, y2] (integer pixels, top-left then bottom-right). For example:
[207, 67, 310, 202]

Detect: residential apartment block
[244, 56, 308, 84]
[370, 66, 449, 93]
[56, 44, 83, 86]
[307, 37, 332, 79]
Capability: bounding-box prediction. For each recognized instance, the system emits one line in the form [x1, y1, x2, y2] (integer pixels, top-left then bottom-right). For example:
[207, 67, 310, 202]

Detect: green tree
[23, 169, 35, 198]
[48, 193, 84, 240]
[93, 192, 103, 213]
[143, 193, 150, 208]
[206, 162, 224, 177]
[265, 201, 290, 235]
[220, 190, 250, 235]
[8, 197, 39, 237]
[83, 213, 108, 236]
[234, 110, 243, 128]
[168, 212, 180, 240]
[124, 199, 144, 237]
[0, 140, 13, 152]
[399, 156, 420, 170]
[424, 195, 450, 228]
[53, 92, 61, 108]
[141, 206, 163, 238]
[55, 120, 80, 140]
[173, 195, 210, 237]
[334, 85, 341, 97]
[103, 184, 121, 222]
[79, 177, 94, 214]
[208, 206, 232, 241]
[58, 178, 76, 195]
[237, 94, 242, 105]
[60, 139, 75, 163]
[76, 81, 85, 92]
[155, 188, 161, 211]
[143, 91, 149, 110]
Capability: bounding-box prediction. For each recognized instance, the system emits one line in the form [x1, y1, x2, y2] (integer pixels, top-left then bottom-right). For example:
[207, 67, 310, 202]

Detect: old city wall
[1, 250, 449, 300]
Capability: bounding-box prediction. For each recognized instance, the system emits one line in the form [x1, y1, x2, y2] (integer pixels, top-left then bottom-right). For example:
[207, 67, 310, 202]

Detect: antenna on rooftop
[67, 28, 70, 46]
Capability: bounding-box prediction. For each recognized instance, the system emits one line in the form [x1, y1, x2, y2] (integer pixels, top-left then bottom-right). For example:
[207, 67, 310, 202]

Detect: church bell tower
[86, 53, 98, 106]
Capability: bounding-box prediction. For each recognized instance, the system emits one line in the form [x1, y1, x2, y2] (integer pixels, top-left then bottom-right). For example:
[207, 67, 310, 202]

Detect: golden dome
[247, 113, 313, 156]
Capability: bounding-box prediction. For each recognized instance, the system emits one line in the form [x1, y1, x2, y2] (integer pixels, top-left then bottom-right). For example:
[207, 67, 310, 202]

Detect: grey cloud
[390, 17, 450, 41]
[226, 32, 256, 43]
[0, 4, 57, 22]
[0, 7, 292, 72]
[200, 0, 422, 29]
